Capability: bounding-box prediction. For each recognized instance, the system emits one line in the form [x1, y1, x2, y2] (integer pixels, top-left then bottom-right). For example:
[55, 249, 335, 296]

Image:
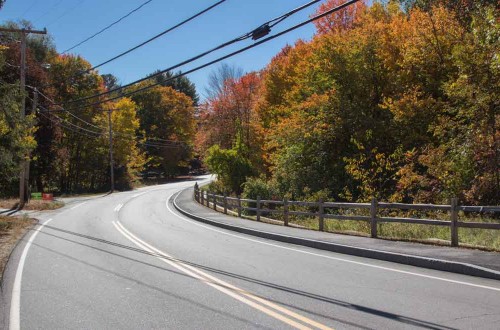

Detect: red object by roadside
[42, 193, 53, 201]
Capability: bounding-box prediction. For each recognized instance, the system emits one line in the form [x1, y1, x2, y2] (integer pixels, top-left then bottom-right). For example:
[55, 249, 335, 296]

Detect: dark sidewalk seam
[172, 189, 500, 281]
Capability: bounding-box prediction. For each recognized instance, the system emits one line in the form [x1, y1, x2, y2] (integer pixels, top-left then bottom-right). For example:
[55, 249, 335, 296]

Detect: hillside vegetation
[199, 0, 499, 207]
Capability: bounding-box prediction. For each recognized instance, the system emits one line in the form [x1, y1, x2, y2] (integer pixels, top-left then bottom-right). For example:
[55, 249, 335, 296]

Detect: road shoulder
[173, 187, 500, 281]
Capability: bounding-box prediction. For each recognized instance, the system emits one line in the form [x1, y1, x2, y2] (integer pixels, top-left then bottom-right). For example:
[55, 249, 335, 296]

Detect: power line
[46, 0, 87, 28]
[41, 109, 104, 135]
[20, 0, 39, 18]
[38, 109, 186, 149]
[85, 0, 227, 72]
[59, 0, 323, 107]
[29, 86, 106, 130]
[37, 111, 103, 138]
[61, 0, 155, 54]
[61, 0, 362, 112]
[32, 0, 64, 25]
[29, 85, 188, 145]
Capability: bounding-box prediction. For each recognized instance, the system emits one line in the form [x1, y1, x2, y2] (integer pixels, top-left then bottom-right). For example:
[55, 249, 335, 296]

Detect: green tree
[0, 48, 37, 196]
[149, 70, 199, 105]
[101, 73, 120, 91]
[131, 84, 196, 176]
[205, 139, 253, 194]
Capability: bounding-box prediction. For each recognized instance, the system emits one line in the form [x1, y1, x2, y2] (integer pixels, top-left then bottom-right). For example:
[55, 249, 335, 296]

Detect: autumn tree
[214, 0, 499, 205]
[93, 98, 145, 190]
[198, 72, 261, 152]
[131, 84, 196, 176]
[313, 0, 367, 34]
[0, 48, 37, 196]
[204, 63, 243, 101]
[150, 70, 199, 105]
[42, 54, 108, 192]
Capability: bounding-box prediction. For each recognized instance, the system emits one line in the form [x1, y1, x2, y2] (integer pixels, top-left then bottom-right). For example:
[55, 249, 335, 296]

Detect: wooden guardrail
[193, 183, 500, 247]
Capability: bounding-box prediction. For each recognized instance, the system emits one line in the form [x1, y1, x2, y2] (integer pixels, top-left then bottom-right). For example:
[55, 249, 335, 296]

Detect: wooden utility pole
[0, 27, 47, 205]
[107, 109, 115, 192]
[25, 88, 38, 199]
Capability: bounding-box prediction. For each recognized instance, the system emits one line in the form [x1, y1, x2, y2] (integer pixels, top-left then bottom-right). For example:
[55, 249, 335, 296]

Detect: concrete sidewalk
[173, 187, 500, 280]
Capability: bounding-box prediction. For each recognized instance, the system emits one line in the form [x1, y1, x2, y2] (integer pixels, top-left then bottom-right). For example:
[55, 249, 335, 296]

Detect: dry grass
[0, 216, 38, 282]
[0, 198, 64, 211]
[208, 199, 500, 251]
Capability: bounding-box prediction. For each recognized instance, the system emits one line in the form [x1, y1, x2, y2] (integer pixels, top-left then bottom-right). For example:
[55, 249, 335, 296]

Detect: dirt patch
[0, 199, 64, 211]
[0, 216, 38, 282]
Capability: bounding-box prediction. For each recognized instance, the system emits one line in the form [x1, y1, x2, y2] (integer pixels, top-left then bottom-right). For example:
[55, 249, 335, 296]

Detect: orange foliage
[312, 0, 367, 34]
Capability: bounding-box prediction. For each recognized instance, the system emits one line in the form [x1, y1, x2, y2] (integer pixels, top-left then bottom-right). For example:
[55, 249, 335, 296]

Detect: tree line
[0, 20, 198, 196]
[199, 0, 499, 206]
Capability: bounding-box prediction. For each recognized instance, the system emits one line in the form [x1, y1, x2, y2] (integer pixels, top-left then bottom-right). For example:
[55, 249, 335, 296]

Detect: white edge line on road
[9, 218, 55, 330]
[168, 192, 500, 292]
[70, 202, 86, 210]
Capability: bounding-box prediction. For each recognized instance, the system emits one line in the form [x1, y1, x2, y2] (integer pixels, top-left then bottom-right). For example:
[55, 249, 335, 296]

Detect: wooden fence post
[237, 195, 242, 217]
[223, 192, 227, 214]
[256, 196, 261, 221]
[318, 198, 324, 232]
[200, 188, 204, 205]
[194, 183, 199, 202]
[213, 193, 217, 210]
[206, 191, 210, 207]
[450, 197, 459, 247]
[283, 198, 289, 227]
[370, 197, 378, 238]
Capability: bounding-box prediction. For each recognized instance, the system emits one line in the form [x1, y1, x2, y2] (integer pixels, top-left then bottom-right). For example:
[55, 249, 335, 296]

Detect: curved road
[2, 178, 500, 329]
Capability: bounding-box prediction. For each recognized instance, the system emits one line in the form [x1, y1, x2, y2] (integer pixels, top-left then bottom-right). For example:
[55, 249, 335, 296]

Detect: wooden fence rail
[192, 183, 500, 247]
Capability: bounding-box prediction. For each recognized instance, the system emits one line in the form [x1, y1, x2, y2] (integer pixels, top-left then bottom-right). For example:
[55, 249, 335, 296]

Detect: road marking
[168, 192, 500, 292]
[176, 256, 333, 330]
[114, 203, 123, 212]
[10, 218, 55, 330]
[112, 220, 331, 330]
[70, 202, 86, 210]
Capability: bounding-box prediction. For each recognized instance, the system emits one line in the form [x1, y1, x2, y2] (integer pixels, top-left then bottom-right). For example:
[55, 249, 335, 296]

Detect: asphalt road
[2, 177, 500, 329]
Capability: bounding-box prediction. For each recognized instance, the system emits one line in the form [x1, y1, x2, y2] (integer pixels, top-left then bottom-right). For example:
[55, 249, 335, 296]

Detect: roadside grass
[0, 198, 64, 211]
[288, 212, 500, 251]
[0, 216, 37, 282]
[215, 199, 500, 251]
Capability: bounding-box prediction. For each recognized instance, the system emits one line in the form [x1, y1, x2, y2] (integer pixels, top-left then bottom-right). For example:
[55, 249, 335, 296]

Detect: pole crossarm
[0, 27, 47, 35]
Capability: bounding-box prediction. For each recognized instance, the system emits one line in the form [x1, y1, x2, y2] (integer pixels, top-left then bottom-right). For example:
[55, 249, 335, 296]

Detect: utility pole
[107, 109, 115, 192]
[25, 88, 38, 199]
[0, 27, 47, 205]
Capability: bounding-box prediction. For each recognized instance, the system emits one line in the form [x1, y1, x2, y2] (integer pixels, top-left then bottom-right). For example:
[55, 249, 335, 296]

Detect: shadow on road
[34, 224, 454, 330]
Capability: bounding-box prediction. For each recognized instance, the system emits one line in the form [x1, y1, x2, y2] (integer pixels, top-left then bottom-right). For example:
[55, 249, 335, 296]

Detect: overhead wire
[38, 110, 185, 148]
[37, 110, 103, 138]
[21, 1, 39, 17]
[60, 0, 362, 112]
[30, 88, 187, 148]
[58, 0, 324, 107]
[84, 0, 228, 72]
[61, 0, 155, 54]
[32, 0, 64, 25]
[29, 85, 187, 145]
[46, 0, 87, 28]
[26, 85, 104, 130]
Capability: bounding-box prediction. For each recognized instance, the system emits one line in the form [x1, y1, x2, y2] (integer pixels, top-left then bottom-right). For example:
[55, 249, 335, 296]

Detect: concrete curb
[172, 189, 500, 281]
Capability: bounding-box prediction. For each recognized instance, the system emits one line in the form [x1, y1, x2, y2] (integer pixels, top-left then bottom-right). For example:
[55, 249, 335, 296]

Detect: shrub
[242, 176, 278, 200]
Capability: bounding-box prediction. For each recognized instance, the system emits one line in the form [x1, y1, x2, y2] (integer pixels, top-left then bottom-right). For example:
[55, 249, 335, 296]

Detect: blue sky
[1, 0, 322, 100]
